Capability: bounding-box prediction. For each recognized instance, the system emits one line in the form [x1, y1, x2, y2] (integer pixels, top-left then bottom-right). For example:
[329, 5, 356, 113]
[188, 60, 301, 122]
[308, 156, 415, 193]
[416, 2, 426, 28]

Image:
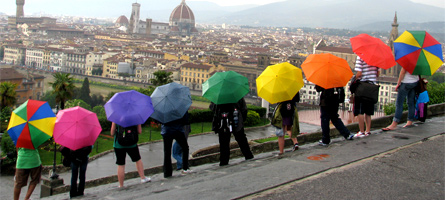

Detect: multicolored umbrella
[53, 106, 102, 150]
[7, 100, 56, 149]
[350, 33, 396, 69]
[151, 82, 192, 124]
[202, 71, 249, 104]
[301, 53, 353, 89]
[256, 62, 304, 104]
[394, 30, 444, 75]
[104, 90, 154, 128]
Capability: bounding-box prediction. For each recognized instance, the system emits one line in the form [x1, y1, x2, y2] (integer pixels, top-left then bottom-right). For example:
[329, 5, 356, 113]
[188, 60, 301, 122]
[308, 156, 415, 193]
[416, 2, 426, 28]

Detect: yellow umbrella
[256, 62, 304, 104]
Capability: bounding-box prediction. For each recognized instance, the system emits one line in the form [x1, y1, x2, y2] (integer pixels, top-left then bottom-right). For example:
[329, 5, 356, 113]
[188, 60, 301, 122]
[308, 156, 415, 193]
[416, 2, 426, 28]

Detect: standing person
[382, 68, 419, 130]
[61, 146, 92, 198]
[161, 112, 192, 178]
[271, 93, 300, 155]
[315, 85, 354, 146]
[353, 56, 379, 137]
[210, 98, 254, 166]
[13, 148, 42, 200]
[110, 123, 151, 188]
[172, 113, 191, 171]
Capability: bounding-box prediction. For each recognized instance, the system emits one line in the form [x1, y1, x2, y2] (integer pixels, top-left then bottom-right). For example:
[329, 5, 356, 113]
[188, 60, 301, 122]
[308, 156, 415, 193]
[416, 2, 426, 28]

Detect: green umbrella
[202, 71, 249, 104]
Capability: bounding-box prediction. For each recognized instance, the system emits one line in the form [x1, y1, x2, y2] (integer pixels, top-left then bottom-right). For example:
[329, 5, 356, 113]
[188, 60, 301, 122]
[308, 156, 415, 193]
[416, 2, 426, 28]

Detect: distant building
[0, 67, 45, 106]
[169, 0, 198, 36]
[180, 63, 221, 91]
[381, 12, 402, 78]
[8, 0, 57, 31]
[128, 3, 141, 34]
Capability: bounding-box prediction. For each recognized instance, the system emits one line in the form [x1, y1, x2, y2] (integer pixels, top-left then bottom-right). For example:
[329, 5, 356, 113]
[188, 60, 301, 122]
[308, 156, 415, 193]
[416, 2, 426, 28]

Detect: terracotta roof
[169, 0, 195, 22]
[0, 68, 24, 81]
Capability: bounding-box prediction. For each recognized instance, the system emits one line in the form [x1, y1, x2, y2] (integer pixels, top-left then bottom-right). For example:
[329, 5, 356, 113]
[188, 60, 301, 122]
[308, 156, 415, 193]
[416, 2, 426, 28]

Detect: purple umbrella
[104, 90, 154, 127]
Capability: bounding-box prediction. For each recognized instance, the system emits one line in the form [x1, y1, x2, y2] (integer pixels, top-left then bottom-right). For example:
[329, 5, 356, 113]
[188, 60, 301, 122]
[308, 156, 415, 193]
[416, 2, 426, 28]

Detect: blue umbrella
[104, 90, 154, 127]
[150, 82, 192, 124]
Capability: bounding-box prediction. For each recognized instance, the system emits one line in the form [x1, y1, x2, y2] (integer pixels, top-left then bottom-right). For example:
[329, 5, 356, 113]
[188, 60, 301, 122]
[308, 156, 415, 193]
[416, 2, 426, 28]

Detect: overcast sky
[0, 0, 444, 15]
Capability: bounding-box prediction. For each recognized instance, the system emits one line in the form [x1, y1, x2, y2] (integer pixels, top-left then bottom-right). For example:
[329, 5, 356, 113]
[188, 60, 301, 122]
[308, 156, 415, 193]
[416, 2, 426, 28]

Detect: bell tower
[382, 12, 402, 77]
[16, 0, 25, 18]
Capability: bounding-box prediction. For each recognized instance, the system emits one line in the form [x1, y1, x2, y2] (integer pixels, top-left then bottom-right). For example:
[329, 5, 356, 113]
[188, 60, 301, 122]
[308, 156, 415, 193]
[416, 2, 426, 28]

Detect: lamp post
[50, 105, 59, 179]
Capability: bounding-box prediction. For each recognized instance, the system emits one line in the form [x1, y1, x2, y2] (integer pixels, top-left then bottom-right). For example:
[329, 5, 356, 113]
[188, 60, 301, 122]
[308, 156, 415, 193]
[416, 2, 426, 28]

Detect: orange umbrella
[301, 53, 353, 89]
[350, 33, 396, 69]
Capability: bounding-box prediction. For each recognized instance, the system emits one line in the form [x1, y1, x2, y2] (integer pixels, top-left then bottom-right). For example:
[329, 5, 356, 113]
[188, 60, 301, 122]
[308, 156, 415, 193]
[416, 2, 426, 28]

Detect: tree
[0, 82, 17, 132]
[105, 92, 116, 102]
[50, 72, 75, 110]
[79, 77, 92, 104]
[150, 71, 173, 86]
[65, 99, 91, 110]
[137, 87, 155, 96]
[91, 94, 105, 107]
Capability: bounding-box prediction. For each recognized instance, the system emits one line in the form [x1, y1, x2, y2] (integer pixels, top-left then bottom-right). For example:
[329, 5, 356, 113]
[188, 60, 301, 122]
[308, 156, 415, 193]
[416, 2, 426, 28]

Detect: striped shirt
[354, 56, 378, 84]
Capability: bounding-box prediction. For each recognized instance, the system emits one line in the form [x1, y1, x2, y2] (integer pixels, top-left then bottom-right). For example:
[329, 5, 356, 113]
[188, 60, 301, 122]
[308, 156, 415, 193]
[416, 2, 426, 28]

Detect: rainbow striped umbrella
[7, 100, 56, 149]
[394, 30, 444, 75]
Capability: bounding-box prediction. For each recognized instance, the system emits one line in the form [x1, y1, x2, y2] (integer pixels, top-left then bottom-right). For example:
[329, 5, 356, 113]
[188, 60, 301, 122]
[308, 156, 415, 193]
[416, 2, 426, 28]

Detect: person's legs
[385, 83, 409, 129]
[24, 184, 37, 200]
[25, 165, 41, 200]
[233, 128, 254, 160]
[78, 161, 88, 196]
[277, 136, 285, 154]
[174, 133, 190, 170]
[320, 106, 331, 144]
[13, 186, 21, 200]
[70, 162, 79, 197]
[135, 160, 146, 179]
[218, 131, 231, 166]
[365, 114, 372, 133]
[328, 104, 351, 138]
[162, 134, 174, 177]
[172, 142, 183, 170]
[284, 125, 298, 145]
[406, 83, 417, 124]
[117, 165, 125, 187]
[357, 114, 365, 133]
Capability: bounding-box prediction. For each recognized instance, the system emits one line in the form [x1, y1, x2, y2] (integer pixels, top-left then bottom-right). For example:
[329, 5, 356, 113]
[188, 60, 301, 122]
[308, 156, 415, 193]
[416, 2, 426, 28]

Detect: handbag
[415, 76, 428, 94]
[355, 81, 380, 104]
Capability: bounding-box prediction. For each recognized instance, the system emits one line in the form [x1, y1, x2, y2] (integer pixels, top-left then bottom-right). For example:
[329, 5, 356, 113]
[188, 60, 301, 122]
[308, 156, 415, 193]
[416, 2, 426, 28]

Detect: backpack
[213, 104, 237, 133]
[70, 146, 92, 165]
[116, 125, 139, 146]
[280, 101, 295, 117]
[322, 87, 345, 105]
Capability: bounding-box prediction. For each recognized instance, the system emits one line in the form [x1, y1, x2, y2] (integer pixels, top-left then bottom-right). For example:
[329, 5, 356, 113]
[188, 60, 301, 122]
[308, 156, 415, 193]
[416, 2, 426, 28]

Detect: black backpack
[116, 125, 139, 146]
[214, 104, 237, 133]
[321, 87, 345, 105]
[280, 101, 295, 117]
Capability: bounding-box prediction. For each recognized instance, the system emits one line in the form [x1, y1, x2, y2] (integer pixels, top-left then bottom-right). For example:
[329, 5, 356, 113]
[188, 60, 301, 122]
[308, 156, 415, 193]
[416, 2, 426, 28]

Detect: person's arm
[110, 122, 116, 136]
[395, 68, 407, 92]
[137, 124, 142, 134]
[356, 71, 363, 79]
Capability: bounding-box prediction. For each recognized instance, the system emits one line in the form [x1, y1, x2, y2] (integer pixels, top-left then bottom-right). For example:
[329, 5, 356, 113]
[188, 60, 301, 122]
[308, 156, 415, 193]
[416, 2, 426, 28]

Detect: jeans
[394, 82, 418, 123]
[162, 130, 189, 177]
[172, 142, 183, 170]
[70, 160, 88, 197]
[320, 103, 351, 144]
[218, 128, 254, 166]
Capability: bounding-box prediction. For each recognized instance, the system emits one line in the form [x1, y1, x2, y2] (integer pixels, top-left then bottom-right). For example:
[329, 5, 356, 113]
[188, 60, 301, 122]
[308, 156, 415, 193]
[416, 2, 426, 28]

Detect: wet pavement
[39, 115, 444, 200]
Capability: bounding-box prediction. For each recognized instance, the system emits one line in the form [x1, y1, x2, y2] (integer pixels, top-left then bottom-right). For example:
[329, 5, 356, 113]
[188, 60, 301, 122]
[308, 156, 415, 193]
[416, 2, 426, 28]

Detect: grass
[37, 121, 268, 166]
[255, 135, 289, 143]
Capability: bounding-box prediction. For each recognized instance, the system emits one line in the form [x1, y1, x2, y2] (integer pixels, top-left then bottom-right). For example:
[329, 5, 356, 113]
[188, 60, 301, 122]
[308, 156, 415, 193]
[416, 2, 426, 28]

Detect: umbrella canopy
[53, 106, 102, 150]
[301, 53, 353, 89]
[256, 62, 304, 104]
[394, 30, 444, 75]
[104, 90, 154, 127]
[150, 82, 192, 124]
[202, 71, 249, 104]
[7, 100, 56, 149]
[350, 33, 396, 69]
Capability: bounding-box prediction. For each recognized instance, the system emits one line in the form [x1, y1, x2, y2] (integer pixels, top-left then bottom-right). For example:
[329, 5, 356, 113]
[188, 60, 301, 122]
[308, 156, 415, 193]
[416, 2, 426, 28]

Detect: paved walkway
[42, 115, 444, 200]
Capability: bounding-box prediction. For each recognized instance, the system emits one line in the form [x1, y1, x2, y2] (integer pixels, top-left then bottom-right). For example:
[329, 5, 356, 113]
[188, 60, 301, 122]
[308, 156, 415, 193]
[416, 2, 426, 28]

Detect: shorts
[114, 147, 141, 165]
[353, 98, 375, 116]
[282, 116, 293, 126]
[14, 165, 42, 188]
[274, 127, 284, 137]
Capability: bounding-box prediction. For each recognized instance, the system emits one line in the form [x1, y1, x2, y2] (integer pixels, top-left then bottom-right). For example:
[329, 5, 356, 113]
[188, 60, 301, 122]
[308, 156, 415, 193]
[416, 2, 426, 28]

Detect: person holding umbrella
[13, 148, 42, 200]
[210, 98, 254, 166]
[61, 145, 92, 198]
[382, 68, 419, 131]
[271, 93, 300, 155]
[110, 123, 151, 187]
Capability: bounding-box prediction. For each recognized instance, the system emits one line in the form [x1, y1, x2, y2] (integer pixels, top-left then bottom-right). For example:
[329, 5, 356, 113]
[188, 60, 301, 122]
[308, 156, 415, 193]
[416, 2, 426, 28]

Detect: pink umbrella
[53, 106, 102, 150]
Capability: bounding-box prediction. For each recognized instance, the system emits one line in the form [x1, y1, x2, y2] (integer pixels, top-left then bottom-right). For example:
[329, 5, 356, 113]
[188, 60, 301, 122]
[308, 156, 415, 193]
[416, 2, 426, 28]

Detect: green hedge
[244, 110, 261, 126]
[247, 105, 267, 118]
[189, 109, 214, 123]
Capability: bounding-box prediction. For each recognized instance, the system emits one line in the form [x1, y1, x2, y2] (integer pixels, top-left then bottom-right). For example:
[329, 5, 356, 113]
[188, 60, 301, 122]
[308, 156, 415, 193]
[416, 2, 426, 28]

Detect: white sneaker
[181, 169, 193, 175]
[141, 177, 151, 183]
[354, 132, 367, 138]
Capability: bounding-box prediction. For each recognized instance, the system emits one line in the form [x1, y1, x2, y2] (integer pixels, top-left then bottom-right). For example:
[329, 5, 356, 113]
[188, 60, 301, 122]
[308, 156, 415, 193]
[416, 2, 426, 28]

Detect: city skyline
[1, 0, 444, 17]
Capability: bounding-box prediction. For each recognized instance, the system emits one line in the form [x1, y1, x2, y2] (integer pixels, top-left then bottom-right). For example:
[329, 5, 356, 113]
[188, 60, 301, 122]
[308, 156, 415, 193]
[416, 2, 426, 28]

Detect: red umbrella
[350, 33, 396, 69]
[53, 106, 102, 150]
